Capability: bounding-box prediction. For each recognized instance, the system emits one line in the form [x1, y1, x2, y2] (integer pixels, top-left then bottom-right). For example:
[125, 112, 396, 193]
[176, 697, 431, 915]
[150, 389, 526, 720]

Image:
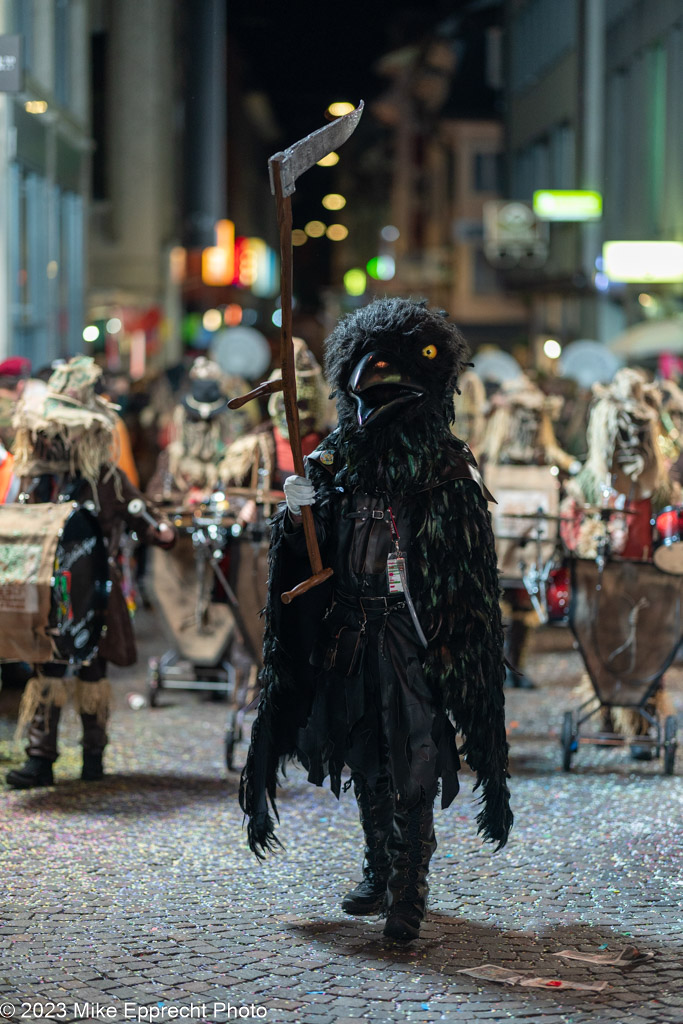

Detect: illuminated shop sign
[533, 190, 603, 221]
[603, 241, 683, 283]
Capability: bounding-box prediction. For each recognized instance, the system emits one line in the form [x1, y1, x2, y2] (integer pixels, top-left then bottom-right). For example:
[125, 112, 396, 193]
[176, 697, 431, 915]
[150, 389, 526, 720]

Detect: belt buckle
[371, 509, 385, 520]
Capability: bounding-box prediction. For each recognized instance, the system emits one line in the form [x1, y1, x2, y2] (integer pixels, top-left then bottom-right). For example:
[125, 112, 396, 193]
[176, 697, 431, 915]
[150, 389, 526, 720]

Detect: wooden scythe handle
[271, 158, 334, 603]
[228, 378, 284, 410]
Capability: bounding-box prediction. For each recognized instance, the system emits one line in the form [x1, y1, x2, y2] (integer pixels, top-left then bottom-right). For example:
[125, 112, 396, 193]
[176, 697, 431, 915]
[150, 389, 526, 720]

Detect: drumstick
[127, 498, 162, 532]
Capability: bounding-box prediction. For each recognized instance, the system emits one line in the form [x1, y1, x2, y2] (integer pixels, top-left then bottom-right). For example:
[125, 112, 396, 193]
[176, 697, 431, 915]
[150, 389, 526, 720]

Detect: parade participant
[560, 367, 678, 751]
[450, 367, 487, 456]
[0, 433, 28, 693]
[0, 438, 17, 504]
[219, 337, 334, 497]
[561, 368, 675, 560]
[480, 374, 579, 688]
[0, 355, 31, 450]
[657, 377, 683, 487]
[481, 373, 579, 474]
[146, 356, 254, 505]
[240, 297, 512, 942]
[6, 356, 175, 789]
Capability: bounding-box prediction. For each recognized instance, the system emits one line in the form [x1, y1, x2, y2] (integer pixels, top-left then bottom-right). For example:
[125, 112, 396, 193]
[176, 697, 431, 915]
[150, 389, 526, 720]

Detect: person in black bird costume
[239, 297, 512, 941]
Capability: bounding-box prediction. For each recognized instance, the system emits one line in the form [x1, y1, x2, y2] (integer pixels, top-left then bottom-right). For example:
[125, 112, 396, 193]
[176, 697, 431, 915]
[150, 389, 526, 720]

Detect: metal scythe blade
[230, 103, 364, 604]
[229, 101, 364, 417]
[269, 102, 364, 604]
[268, 101, 364, 197]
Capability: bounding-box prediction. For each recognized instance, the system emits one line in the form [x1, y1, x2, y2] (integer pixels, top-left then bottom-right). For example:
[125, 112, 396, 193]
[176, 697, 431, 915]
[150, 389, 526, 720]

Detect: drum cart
[503, 509, 571, 627]
[561, 700, 678, 775]
[147, 492, 270, 769]
[147, 648, 255, 771]
[561, 552, 680, 775]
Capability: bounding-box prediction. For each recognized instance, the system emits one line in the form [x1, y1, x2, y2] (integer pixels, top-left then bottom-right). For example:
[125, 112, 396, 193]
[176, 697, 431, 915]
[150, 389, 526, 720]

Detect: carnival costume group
[1, 294, 683, 942]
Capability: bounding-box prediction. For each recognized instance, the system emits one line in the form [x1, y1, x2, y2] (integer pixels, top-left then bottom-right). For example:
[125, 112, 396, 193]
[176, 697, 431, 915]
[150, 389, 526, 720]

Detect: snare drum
[0, 502, 108, 663]
[653, 506, 683, 574]
[546, 566, 571, 623]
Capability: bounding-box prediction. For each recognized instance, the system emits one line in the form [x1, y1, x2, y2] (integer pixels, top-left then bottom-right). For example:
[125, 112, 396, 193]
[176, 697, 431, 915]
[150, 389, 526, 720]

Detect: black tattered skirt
[296, 592, 461, 809]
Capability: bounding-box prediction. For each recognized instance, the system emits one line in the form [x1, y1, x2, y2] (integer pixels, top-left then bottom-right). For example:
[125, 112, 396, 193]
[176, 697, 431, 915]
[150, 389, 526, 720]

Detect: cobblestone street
[1, 608, 682, 1024]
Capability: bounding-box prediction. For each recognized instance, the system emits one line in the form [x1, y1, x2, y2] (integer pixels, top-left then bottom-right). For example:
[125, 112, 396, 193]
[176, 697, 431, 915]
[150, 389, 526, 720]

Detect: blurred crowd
[2, 336, 683, 783]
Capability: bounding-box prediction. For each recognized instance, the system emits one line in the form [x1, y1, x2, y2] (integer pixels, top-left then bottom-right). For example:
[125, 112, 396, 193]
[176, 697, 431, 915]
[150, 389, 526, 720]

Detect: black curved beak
[348, 351, 426, 427]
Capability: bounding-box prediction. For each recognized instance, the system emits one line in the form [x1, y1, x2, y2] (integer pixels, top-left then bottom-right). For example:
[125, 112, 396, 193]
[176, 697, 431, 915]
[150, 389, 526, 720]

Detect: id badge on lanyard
[386, 507, 405, 593]
[385, 506, 428, 647]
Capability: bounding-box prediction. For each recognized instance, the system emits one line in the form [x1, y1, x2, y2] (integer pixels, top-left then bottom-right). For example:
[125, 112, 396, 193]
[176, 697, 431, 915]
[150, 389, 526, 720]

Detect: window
[474, 152, 502, 193]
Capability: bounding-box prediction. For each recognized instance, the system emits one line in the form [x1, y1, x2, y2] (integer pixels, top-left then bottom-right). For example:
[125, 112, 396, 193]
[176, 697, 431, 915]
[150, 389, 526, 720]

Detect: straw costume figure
[6, 356, 175, 789]
[561, 369, 676, 560]
[147, 357, 254, 505]
[560, 368, 678, 749]
[220, 337, 334, 495]
[480, 374, 578, 474]
[240, 298, 512, 942]
[657, 377, 683, 488]
[450, 368, 487, 456]
[480, 374, 579, 687]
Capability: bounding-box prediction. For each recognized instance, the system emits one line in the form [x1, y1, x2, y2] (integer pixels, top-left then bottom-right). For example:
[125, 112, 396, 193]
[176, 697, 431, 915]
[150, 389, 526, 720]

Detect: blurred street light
[316, 152, 340, 167]
[326, 101, 355, 118]
[322, 193, 346, 211]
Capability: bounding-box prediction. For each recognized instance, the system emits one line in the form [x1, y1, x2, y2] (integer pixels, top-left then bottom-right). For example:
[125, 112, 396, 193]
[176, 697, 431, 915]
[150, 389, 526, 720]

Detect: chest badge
[319, 451, 335, 466]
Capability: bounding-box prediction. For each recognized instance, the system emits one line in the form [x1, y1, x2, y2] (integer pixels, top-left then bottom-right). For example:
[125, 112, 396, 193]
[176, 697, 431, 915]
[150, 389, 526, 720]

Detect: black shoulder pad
[421, 446, 496, 503]
[444, 459, 496, 504]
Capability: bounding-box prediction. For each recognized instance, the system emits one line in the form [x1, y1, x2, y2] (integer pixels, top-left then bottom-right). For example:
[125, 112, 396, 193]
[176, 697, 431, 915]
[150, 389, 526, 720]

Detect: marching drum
[484, 464, 562, 587]
[0, 502, 108, 663]
[546, 565, 571, 623]
[653, 506, 683, 575]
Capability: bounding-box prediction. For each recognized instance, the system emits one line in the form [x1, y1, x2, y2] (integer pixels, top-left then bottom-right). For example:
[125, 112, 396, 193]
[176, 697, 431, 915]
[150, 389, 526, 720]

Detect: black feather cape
[239, 414, 513, 859]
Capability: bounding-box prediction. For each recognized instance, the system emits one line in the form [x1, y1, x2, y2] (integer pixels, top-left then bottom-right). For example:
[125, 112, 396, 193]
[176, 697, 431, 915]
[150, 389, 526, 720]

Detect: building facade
[505, 0, 683, 358]
[0, 0, 90, 366]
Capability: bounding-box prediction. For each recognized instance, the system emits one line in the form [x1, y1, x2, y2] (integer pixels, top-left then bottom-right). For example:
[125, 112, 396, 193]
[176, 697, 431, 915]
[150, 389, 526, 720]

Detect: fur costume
[480, 374, 578, 685]
[561, 368, 677, 560]
[658, 378, 683, 481]
[147, 357, 255, 503]
[481, 374, 577, 473]
[7, 356, 175, 788]
[220, 338, 335, 492]
[451, 368, 487, 455]
[561, 368, 678, 742]
[240, 298, 512, 869]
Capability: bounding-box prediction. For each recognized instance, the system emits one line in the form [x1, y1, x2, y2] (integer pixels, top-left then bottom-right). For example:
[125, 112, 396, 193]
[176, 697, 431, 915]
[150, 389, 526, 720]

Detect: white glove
[284, 475, 316, 516]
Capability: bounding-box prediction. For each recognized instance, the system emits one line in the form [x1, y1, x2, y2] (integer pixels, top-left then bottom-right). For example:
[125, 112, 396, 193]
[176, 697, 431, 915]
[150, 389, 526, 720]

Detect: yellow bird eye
[422, 344, 437, 360]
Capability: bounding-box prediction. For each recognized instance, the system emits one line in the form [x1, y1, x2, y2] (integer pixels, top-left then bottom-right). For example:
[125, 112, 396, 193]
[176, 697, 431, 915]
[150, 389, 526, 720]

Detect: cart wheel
[225, 729, 235, 771]
[663, 715, 678, 776]
[147, 661, 160, 708]
[561, 710, 577, 771]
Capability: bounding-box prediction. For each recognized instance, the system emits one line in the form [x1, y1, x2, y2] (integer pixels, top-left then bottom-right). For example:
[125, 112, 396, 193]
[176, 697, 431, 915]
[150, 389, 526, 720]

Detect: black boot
[6, 756, 54, 789]
[7, 699, 60, 788]
[81, 752, 104, 781]
[81, 713, 106, 781]
[504, 618, 536, 689]
[383, 794, 437, 941]
[342, 773, 394, 915]
[504, 664, 536, 689]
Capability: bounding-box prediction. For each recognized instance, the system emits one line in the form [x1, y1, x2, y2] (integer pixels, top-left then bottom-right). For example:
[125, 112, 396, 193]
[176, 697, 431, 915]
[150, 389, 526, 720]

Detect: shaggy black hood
[325, 297, 470, 434]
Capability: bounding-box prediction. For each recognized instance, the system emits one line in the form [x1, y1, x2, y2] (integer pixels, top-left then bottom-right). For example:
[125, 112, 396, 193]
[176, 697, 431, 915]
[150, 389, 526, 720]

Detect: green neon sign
[533, 190, 603, 221]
